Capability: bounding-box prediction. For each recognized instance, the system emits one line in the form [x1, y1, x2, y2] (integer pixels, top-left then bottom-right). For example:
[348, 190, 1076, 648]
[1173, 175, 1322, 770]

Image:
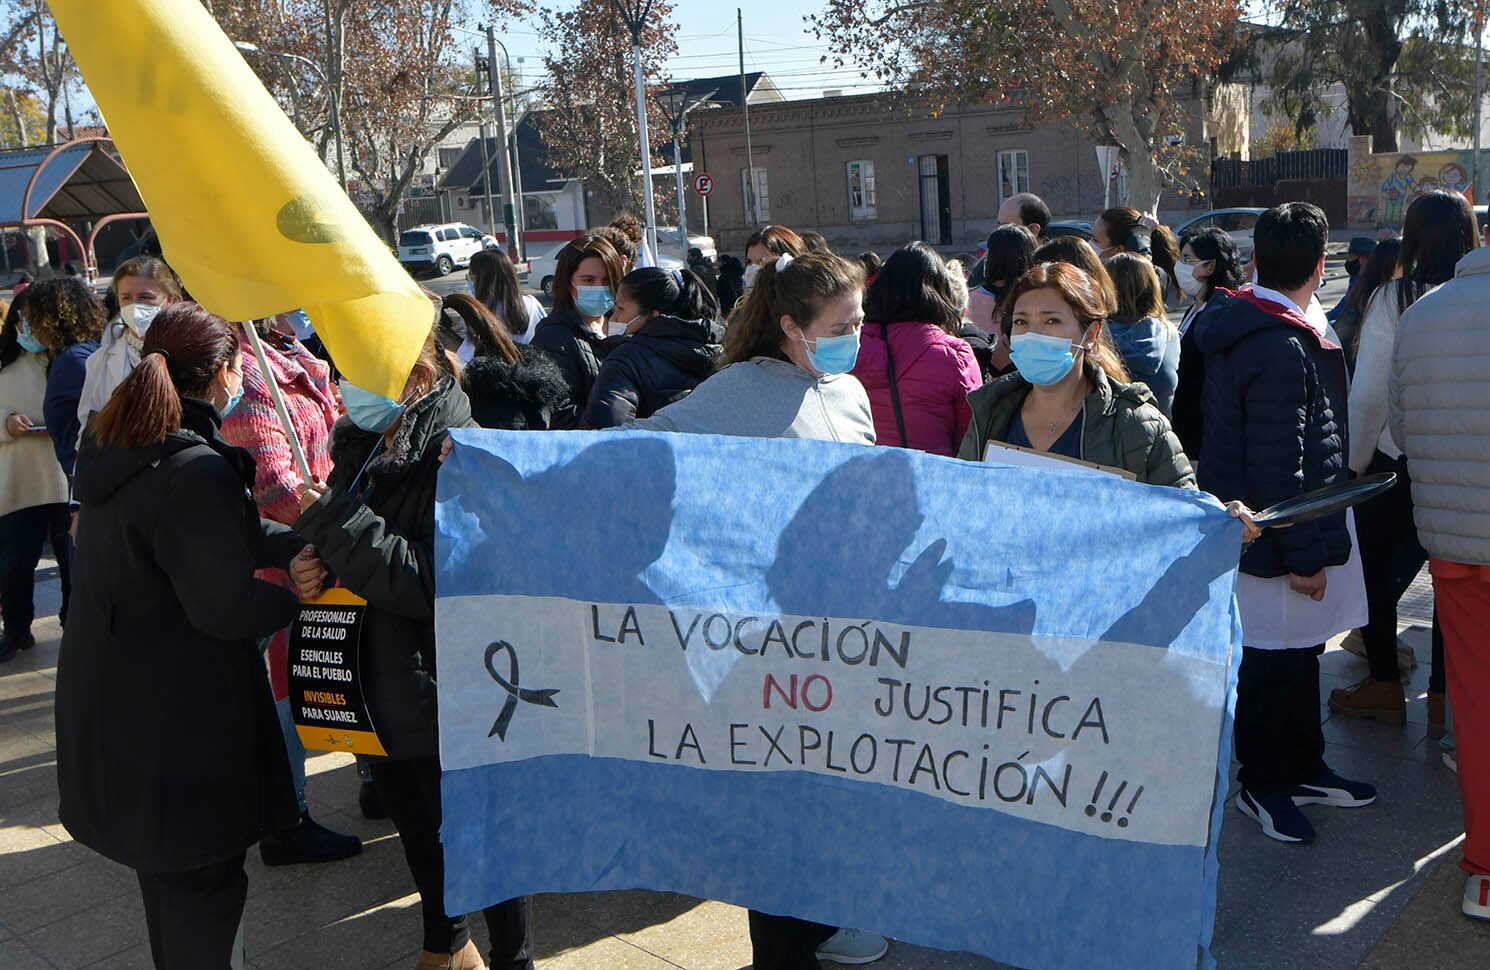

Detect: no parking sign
[693, 172, 713, 196]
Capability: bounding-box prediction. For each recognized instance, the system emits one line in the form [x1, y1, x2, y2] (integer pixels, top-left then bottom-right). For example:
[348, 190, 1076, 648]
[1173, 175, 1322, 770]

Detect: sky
[475, 0, 881, 102]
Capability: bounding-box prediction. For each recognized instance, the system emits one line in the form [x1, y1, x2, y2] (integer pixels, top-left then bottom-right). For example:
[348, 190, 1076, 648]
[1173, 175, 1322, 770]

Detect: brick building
[687, 92, 1223, 255]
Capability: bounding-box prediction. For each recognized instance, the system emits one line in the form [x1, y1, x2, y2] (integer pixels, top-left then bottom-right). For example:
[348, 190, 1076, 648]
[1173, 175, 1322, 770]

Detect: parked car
[397, 222, 499, 276]
[1174, 208, 1264, 261]
[525, 241, 569, 298]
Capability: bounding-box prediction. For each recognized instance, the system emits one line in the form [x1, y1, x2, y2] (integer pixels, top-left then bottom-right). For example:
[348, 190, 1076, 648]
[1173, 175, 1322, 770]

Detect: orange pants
[1432, 559, 1490, 877]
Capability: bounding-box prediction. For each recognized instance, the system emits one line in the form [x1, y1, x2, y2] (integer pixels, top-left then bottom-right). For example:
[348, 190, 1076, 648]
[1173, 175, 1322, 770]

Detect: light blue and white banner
[435, 430, 1243, 970]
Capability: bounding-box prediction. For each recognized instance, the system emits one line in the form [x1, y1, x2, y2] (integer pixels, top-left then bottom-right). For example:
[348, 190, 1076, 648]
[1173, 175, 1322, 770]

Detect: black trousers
[0, 503, 71, 633]
[748, 910, 836, 970]
[136, 852, 247, 970]
[1234, 645, 1328, 794]
[370, 756, 534, 965]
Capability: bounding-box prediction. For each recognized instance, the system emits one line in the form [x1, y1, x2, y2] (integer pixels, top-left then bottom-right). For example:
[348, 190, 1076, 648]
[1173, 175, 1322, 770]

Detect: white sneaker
[816, 928, 890, 965]
[1463, 875, 1490, 921]
[1444, 750, 1458, 773]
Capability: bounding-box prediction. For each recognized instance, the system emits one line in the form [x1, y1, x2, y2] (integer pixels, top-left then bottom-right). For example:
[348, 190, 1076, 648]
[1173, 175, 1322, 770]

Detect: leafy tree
[0, 1, 85, 144]
[1258, 0, 1475, 153]
[534, 0, 677, 221]
[811, 0, 1243, 213]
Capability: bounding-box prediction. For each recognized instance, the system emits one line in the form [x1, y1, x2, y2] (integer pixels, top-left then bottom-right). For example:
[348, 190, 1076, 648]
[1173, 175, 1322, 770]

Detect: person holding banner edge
[55, 305, 317, 969]
[291, 326, 533, 970]
[633, 250, 890, 968]
[1194, 202, 1376, 846]
[957, 261, 1194, 487]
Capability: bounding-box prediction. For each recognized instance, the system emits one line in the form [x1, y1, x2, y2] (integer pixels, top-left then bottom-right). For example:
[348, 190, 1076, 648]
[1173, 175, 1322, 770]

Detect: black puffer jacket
[583, 314, 724, 428]
[1195, 288, 1351, 579]
[293, 376, 474, 760]
[58, 399, 301, 873]
[530, 307, 606, 429]
[463, 346, 570, 430]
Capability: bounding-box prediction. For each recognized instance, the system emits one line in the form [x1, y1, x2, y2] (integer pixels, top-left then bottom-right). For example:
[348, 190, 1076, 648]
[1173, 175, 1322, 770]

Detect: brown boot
[1428, 691, 1447, 739]
[415, 942, 487, 970]
[1328, 678, 1407, 725]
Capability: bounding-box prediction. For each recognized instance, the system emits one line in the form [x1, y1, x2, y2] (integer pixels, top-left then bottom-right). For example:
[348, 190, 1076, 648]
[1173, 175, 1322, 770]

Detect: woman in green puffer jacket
[956, 261, 1195, 488]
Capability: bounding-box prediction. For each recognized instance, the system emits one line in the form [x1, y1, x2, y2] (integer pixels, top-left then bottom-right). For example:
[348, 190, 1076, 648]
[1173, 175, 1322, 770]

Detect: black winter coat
[463, 346, 570, 430]
[582, 314, 724, 428]
[1171, 303, 1207, 459]
[530, 308, 607, 429]
[1195, 289, 1352, 579]
[293, 377, 474, 760]
[57, 399, 302, 873]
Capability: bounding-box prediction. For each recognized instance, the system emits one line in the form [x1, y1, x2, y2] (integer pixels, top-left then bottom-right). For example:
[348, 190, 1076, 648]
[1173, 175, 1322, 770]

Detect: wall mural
[1349, 144, 1477, 229]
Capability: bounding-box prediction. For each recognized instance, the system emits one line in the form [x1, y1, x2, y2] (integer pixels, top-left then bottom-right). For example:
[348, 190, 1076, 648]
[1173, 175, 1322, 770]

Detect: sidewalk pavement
[2, 561, 1487, 969]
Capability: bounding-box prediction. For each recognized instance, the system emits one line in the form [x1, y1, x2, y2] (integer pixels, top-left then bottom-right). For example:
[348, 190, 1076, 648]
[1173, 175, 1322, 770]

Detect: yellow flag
[50, 0, 430, 400]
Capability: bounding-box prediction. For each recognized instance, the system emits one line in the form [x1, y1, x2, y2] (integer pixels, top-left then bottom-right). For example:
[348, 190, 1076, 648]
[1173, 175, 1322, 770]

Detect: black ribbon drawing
[484, 640, 560, 741]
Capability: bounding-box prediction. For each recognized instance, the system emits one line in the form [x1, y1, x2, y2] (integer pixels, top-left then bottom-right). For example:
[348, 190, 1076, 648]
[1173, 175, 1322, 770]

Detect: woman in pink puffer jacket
[852, 243, 983, 455]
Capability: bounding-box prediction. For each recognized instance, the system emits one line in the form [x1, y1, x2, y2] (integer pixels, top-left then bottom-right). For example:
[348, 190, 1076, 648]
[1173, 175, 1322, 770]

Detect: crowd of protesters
[2, 191, 1487, 970]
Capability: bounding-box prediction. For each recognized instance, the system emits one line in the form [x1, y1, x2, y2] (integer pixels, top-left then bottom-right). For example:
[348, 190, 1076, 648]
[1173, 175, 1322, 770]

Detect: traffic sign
[693, 172, 714, 196]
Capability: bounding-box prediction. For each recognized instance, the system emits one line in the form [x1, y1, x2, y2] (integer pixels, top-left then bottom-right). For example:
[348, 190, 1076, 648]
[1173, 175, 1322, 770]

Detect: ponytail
[619, 267, 720, 324]
[723, 252, 863, 365]
[92, 303, 240, 448]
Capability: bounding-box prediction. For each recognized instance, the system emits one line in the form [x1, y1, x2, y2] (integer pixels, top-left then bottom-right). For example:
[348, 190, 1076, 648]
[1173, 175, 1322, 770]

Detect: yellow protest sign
[49, 0, 429, 399]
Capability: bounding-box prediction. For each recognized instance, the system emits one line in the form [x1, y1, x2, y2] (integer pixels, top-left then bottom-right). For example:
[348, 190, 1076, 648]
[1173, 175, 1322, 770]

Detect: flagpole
[243, 321, 315, 486]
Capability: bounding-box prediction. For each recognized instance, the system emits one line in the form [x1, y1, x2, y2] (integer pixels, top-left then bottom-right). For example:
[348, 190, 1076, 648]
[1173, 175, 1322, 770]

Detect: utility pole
[484, 25, 520, 261]
[325, 3, 348, 192]
[738, 8, 756, 226]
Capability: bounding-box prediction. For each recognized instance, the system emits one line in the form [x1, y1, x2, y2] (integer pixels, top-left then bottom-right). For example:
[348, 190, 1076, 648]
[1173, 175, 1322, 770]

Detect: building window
[438, 146, 465, 171]
[997, 150, 1029, 205]
[847, 160, 876, 222]
[524, 194, 559, 230]
[741, 167, 769, 225]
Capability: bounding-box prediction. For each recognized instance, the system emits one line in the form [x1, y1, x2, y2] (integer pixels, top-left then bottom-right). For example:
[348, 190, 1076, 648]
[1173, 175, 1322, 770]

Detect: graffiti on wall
[1349, 144, 1477, 229]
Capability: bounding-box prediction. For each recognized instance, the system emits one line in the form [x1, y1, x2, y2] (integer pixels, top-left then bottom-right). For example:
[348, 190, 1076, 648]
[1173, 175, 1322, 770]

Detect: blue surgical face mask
[219, 383, 245, 419]
[285, 309, 315, 342]
[801, 330, 861, 375]
[575, 285, 615, 318]
[1009, 331, 1083, 386]
[466, 277, 478, 297]
[16, 318, 44, 354]
[339, 379, 405, 433]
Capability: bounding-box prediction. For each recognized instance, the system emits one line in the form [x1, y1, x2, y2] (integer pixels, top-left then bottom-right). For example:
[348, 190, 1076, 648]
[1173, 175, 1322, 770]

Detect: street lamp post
[235, 40, 347, 192]
[658, 86, 716, 248]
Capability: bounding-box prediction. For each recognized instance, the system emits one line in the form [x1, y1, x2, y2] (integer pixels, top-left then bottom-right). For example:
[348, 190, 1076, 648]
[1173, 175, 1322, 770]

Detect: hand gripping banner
[433, 430, 1243, 970]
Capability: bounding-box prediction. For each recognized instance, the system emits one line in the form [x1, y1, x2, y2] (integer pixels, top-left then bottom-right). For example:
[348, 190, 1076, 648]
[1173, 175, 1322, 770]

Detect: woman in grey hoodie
[631, 251, 876, 448]
[631, 250, 888, 969]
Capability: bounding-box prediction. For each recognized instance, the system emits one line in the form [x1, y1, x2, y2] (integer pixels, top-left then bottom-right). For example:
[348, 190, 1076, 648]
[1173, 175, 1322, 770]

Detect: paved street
[3, 555, 1488, 968]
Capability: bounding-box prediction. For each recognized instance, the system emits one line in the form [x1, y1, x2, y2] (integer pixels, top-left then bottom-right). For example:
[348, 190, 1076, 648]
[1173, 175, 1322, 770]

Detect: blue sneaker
[816, 928, 889, 965]
[1237, 788, 1316, 844]
[1290, 769, 1376, 808]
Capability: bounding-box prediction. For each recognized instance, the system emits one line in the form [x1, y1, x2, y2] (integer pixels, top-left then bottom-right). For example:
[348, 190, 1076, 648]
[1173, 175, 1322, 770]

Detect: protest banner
[433, 430, 1243, 970]
[287, 588, 386, 756]
[50, 0, 429, 400]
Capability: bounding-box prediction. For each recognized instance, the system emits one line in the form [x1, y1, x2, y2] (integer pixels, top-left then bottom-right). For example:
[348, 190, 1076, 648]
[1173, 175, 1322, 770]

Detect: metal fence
[1211, 149, 1348, 189]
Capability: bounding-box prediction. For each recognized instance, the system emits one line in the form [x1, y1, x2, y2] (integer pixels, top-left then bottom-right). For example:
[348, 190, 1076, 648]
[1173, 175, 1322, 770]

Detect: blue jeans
[275, 698, 308, 813]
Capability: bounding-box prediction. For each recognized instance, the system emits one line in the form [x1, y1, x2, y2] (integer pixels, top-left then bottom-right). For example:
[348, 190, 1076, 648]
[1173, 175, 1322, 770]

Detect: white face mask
[607, 316, 640, 338]
[120, 303, 161, 337]
[455, 338, 477, 365]
[1174, 262, 1205, 298]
